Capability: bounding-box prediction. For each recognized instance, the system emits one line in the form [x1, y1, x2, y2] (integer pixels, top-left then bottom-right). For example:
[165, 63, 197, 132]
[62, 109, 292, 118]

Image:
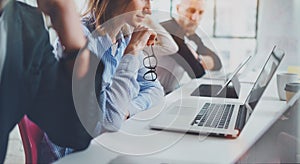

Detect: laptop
[149, 46, 285, 138]
[191, 56, 252, 98]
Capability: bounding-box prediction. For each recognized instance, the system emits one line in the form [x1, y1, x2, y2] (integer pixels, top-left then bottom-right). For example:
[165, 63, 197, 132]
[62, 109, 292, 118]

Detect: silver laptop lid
[245, 45, 285, 112]
[216, 55, 252, 96]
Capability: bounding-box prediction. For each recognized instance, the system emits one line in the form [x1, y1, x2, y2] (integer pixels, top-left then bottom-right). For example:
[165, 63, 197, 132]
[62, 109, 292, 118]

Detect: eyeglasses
[143, 45, 157, 81]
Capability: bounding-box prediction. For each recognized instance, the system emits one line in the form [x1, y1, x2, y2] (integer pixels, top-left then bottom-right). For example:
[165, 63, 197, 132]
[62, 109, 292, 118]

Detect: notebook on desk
[150, 46, 285, 138]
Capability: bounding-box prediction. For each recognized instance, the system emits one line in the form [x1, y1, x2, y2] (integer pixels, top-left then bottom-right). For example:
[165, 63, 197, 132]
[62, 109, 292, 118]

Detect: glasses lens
[143, 71, 157, 81]
[143, 55, 157, 68]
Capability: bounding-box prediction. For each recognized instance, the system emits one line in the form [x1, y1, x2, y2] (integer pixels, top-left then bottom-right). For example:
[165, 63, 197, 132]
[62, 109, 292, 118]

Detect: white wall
[20, 0, 300, 72]
[153, 0, 300, 73]
[255, 0, 300, 71]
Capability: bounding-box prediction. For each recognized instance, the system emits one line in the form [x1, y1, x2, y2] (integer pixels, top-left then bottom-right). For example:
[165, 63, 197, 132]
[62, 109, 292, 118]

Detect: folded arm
[189, 34, 222, 71]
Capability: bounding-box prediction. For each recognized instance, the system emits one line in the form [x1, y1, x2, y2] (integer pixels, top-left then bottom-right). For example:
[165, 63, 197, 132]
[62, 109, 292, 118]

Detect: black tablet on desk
[191, 56, 252, 98]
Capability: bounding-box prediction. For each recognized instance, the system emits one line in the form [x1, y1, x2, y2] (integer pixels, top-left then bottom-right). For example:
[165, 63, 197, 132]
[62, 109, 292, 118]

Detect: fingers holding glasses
[147, 31, 157, 46]
[124, 26, 157, 56]
[123, 25, 158, 82]
[135, 25, 157, 45]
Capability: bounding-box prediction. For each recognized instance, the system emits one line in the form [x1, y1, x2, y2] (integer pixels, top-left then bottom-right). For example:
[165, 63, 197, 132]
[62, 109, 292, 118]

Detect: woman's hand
[124, 26, 157, 55]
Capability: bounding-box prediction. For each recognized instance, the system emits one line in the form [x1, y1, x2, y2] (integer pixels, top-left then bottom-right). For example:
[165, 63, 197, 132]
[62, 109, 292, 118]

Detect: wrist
[124, 45, 138, 55]
[61, 39, 89, 61]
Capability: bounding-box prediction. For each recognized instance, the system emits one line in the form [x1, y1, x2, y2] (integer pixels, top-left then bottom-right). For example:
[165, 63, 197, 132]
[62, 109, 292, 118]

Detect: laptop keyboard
[191, 103, 234, 129]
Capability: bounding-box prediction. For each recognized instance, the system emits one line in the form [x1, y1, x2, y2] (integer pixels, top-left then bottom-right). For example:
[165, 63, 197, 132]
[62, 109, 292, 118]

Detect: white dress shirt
[0, 9, 7, 84]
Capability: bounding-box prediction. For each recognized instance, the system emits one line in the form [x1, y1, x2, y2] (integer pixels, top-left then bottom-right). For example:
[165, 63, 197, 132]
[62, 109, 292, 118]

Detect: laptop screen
[245, 46, 285, 111]
[215, 56, 252, 96]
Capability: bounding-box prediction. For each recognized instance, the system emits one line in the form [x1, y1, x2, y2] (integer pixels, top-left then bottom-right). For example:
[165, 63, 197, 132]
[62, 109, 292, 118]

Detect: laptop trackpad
[168, 106, 197, 116]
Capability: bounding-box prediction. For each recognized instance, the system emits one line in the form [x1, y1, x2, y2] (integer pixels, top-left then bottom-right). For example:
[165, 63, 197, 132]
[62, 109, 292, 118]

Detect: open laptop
[150, 46, 285, 138]
[191, 56, 252, 98]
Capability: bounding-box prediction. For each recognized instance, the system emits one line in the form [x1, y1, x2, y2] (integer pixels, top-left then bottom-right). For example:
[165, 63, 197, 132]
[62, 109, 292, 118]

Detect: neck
[186, 32, 194, 36]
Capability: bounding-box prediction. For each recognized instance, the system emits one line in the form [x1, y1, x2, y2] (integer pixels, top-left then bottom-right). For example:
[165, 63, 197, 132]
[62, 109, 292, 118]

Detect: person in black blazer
[0, 0, 102, 162]
[157, 0, 222, 94]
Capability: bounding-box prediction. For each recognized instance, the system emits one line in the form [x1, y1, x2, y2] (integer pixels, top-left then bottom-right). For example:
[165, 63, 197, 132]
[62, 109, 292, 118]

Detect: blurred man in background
[157, 0, 222, 94]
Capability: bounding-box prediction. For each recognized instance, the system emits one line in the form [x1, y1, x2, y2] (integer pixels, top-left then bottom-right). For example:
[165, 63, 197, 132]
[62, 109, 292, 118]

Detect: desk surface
[55, 78, 286, 164]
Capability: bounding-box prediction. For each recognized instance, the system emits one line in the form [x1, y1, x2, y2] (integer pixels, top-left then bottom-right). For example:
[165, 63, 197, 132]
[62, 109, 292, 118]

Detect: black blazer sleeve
[171, 35, 205, 78]
[188, 34, 222, 71]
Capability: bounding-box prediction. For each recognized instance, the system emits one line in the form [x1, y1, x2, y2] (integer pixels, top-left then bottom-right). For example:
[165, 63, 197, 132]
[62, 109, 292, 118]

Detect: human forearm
[193, 37, 222, 70]
[131, 84, 165, 112]
[188, 34, 222, 70]
[130, 59, 165, 113]
[100, 55, 141, 127]
[199, 50, 222, 71]
[37, 0, 86, 51]
[99, 54, 164, 133]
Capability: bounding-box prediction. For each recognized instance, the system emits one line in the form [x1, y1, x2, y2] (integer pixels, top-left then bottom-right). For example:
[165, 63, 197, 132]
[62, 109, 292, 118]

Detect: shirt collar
[98, 31, 126, 51]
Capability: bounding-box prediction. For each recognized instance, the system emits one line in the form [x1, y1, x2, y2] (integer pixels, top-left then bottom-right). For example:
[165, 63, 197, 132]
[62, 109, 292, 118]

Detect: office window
[155, 0, 260, 72]
[214, 0, 259, 38]
[151, 0, 172, 22]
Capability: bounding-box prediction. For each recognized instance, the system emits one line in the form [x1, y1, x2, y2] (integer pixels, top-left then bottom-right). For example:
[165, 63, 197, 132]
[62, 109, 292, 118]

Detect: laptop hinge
[234, 105, 247, 131]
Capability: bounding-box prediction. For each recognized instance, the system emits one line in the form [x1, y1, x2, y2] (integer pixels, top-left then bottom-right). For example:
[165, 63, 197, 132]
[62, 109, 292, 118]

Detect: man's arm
[188, 34, 222, 71]
[37, 0, 91, 78]
[37, 0, 85, 51]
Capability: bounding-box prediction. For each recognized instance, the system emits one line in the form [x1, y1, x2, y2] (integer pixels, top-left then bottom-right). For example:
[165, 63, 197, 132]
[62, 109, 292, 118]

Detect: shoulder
[13, 1, 48, 41]
[160, 19, 175, 29]
[16, 1, 44, 27]
[81, 23, 110, 59]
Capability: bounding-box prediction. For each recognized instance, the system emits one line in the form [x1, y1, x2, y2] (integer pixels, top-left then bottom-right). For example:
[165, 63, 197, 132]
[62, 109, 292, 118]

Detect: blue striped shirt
[82, 25, 164, 135]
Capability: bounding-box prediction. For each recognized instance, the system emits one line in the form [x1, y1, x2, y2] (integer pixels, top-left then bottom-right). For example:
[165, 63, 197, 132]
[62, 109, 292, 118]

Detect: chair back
[18, 115, 44, 164]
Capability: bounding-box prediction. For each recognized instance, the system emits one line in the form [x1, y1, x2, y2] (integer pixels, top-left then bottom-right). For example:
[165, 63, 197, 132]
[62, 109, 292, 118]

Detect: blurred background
[19, 0, 300, 73]
[5, 0, 300, 163]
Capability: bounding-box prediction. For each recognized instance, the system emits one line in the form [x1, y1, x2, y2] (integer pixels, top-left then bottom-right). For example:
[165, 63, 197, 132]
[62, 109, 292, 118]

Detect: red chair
[18, 115, 44, 164]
